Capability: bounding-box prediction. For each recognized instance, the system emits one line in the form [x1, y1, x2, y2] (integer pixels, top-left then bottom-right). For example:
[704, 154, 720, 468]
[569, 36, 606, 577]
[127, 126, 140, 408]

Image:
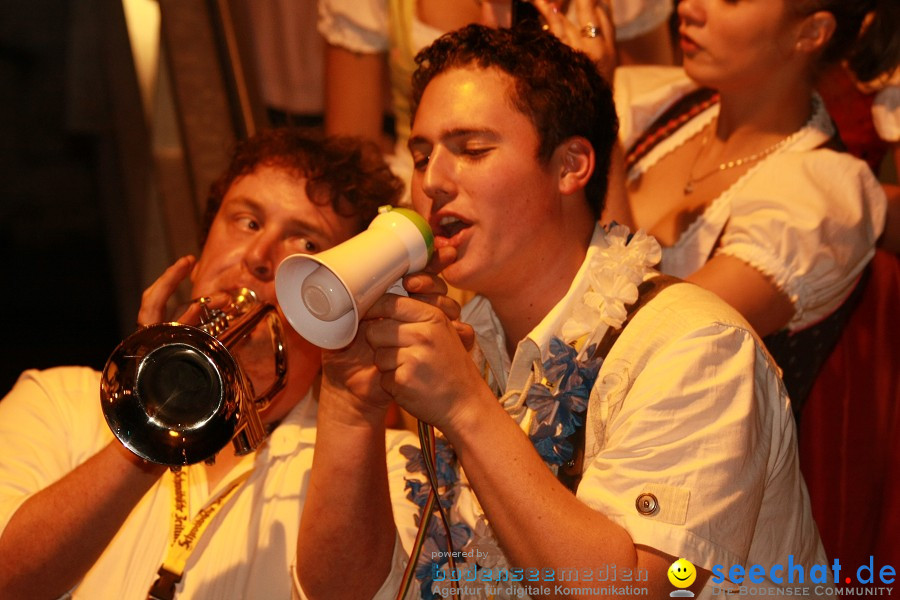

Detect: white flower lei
[425, 226, 661, 600]
[560, 225, 662, 343]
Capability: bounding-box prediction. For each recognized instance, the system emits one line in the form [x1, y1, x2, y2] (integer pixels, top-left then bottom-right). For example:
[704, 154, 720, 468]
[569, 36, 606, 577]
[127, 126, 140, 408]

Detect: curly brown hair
[201, 129, 404, 245]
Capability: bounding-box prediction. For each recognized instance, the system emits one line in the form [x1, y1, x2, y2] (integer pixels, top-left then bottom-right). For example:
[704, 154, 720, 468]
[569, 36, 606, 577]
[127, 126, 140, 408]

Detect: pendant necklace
[683, 126, 801, 195]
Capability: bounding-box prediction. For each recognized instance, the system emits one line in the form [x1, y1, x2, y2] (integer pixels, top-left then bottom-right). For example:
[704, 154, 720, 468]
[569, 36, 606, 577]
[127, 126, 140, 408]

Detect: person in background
[242, 0, 327, 130]
[536, 0, 888, 411]
[296, 24, 826, 600]
[814, 0, 900, 254]
[317, 0, 676, 194]
[317, 0, 674, 327]
[539, 0, 898, 571]
[0, 129, 428, 599]
[788, 0, 900, 570]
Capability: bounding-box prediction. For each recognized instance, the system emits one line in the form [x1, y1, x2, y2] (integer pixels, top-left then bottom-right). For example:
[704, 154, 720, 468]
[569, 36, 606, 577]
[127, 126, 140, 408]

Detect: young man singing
[297, 25, 827, 600]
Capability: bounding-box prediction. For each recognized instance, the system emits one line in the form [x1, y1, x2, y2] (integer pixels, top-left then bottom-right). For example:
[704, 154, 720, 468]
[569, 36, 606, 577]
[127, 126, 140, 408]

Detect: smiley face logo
[668, 558, 697, 589]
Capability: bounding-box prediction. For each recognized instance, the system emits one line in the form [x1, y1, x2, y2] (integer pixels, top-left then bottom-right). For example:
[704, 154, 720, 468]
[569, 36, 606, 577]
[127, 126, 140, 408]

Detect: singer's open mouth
[435, 215, 471, 240]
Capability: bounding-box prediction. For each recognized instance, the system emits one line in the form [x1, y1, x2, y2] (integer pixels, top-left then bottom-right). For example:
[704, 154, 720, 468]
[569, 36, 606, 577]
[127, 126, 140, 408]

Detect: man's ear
[795, 10, 836, 54]
[556, 137, 595, 196]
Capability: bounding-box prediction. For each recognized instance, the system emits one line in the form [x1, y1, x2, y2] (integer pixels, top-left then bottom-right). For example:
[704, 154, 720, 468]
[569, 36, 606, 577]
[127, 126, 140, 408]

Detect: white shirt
[380, 225, 827, 599]
[0, 366, 420, 599]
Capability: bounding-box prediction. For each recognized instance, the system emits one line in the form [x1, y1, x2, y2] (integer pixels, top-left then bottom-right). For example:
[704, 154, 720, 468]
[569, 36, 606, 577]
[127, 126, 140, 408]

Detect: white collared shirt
[418, 225, 828, 599]
[0, 366, 419, 599]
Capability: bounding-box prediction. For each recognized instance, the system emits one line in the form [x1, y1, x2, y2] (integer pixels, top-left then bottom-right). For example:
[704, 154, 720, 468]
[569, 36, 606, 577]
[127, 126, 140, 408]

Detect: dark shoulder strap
[557, 274, 681, 493]
[592, 274, 680, 359]
[624, 88, 719, 173]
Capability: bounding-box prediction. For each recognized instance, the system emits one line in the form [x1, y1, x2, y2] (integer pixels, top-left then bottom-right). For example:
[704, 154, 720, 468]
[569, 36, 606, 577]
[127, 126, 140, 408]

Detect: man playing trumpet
[0, 129, 441, 599]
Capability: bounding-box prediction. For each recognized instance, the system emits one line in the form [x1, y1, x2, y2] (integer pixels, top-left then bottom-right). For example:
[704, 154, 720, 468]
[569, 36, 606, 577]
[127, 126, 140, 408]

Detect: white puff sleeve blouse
[615, 66, 887, 332]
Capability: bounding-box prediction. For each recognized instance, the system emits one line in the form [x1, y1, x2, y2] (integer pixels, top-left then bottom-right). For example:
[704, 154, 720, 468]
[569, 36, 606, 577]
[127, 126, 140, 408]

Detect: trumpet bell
[101, 322, 263, 466]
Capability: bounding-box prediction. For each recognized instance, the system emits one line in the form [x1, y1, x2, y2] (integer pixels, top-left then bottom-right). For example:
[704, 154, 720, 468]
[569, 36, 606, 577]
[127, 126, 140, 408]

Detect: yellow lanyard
[147, 467, 252, 600]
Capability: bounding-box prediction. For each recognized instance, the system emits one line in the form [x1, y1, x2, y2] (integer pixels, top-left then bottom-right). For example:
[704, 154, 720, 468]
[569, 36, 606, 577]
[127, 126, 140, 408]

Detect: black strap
[624, 88, 719, 172]
[557, 275, 679, 493]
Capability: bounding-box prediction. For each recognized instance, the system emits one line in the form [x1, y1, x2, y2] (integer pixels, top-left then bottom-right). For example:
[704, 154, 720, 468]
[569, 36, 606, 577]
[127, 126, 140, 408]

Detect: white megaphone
[275, 206, 434, 349]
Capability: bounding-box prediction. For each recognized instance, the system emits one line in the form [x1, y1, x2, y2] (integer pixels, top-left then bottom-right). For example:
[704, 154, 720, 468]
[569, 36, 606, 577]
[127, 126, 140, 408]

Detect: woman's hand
[533, 0, 618, 82]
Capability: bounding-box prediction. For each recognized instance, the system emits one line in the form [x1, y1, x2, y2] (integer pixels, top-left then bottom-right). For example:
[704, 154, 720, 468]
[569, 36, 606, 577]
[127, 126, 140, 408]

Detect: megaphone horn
[275, 206, 434, 349]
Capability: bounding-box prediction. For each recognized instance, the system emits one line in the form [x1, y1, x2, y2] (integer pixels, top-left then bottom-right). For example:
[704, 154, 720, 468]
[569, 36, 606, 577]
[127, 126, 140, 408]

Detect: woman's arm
[686, 254, 794, 337]
[602, 142, 636, 228]
[324, 44, 392, 152]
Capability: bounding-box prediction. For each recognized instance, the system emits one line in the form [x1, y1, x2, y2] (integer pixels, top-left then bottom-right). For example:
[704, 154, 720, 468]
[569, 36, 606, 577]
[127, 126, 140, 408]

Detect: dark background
[0, 1, 122, 393]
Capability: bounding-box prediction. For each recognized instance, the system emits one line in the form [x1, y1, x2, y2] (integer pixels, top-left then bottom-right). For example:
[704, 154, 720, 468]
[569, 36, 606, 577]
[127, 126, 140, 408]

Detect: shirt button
[635, 493, 659, 515]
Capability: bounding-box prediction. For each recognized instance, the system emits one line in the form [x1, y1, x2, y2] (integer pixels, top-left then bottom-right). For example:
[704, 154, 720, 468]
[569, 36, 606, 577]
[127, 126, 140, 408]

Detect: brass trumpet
[100, 288, 287, 467]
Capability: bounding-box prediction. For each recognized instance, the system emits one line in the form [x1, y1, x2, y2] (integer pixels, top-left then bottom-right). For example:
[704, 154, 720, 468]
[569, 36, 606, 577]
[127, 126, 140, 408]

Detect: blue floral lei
[402, 225, 661, 598]
[402, 337, 603, 598]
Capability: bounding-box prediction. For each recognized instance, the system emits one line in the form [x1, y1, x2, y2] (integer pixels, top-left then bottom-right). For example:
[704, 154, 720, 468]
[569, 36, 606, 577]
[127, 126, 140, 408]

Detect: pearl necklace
[683, 127, 800, 195]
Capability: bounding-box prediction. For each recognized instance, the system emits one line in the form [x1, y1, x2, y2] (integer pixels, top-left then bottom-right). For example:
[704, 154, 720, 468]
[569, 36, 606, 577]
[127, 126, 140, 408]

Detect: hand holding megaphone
[275, 206, 434, 349]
